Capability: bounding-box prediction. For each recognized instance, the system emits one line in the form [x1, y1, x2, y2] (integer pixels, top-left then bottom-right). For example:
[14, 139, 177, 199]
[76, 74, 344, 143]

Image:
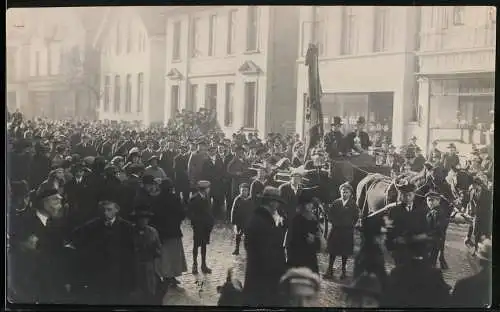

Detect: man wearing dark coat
[230, 183, 254, 255]
[464, 177, 492, 254]
[28, 144, 51, 190]
[9, 139, 33, 183]
[187, 140, 209, 192]
[65, 163, 95, 230]
[243, 186, 287, 307]
[278, 170, 304, 224]
[345, 117, 371, 153]
[441, 143, 460, 175]
[69, 199, 135, 305]
[383, 179, 430, 265]
[451, 237, 491, 308]
[425, 191, 449, 268]
[227, 146, 250, 208]
[202, 146, 226, 219]
[173, 146, 190, 205]
[8, 189, 71, 304]
[380, 236, 451, 308]
[324, 117, 345, 158]
[72, 134, 97, 159]
[222, 144, 235, 214]
[187, 180, 215, 274]
[158, 140, 177, 180]
[427, 140, 442, 161]
[324, 182, 359, 280]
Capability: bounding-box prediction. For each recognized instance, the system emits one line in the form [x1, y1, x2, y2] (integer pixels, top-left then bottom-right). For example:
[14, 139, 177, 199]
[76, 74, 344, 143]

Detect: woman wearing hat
[144, 155, 167, 181]
[324, 182, 359, 280]
[285, 192, 323, 273]
[451, 237, 491, 307]
[129, 207, 162, 305]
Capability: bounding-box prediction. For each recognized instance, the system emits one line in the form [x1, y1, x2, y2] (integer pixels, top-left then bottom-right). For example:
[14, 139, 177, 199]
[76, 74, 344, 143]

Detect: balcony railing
[419, 24, 496, 52]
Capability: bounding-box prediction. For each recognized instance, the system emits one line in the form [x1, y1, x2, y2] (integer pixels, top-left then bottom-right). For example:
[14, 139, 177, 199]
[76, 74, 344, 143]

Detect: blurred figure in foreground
[280, 267, 321, 307]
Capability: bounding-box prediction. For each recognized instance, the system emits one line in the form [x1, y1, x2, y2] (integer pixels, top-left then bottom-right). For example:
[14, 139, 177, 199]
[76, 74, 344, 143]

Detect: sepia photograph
[5, 5, 495, 309]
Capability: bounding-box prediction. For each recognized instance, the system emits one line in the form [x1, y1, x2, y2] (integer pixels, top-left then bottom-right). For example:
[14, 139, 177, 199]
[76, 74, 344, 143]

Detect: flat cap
[339, 182, 354, 193]
[280, 267, 321, 295]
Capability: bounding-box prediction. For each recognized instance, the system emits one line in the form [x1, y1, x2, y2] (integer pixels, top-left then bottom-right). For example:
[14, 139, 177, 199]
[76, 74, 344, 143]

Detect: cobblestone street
[163, 220, 480, 306]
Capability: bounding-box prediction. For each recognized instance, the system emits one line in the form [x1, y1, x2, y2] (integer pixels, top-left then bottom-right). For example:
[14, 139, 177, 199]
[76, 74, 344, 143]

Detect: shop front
[425, 75, 494, 147]
[307, 92, 394, 144]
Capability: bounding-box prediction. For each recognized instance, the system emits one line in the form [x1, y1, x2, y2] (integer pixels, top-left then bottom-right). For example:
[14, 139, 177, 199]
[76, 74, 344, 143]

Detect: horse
[356, 166, 457, 269]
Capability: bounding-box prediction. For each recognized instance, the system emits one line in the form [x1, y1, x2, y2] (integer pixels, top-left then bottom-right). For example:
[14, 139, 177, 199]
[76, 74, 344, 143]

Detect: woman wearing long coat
[151, 179, 188, 287]
[285, 193, 322, 273]
[324, 182, 359, 280]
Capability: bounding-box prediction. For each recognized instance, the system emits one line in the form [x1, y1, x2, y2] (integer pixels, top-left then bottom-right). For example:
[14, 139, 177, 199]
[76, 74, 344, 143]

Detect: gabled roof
[238, 60, 262, 75]
[73, 7, 108, 43]
[166, 68, 183, 80]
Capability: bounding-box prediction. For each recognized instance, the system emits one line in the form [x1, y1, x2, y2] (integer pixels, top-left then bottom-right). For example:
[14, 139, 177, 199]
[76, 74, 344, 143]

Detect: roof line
[92, 7, 112, 49]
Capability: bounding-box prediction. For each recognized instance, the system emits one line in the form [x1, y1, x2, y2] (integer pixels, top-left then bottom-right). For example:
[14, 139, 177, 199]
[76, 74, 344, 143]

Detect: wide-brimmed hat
[290, 168, 305, 178]
[129, 147, 140, 156]
[394, 179, 416, 193]
[357, 116, 366, 125]
[339, 182, 354, 194]
[341, 272, 382, 298]
[260, 186, 286, 204]
[476, 237, 492, 262]
[111, 156, 124, 164]
[447, 143, 456, 149]
[147, 155, 160, 163]
[331, 116, 343, 126]
[423, 162, 435, 170]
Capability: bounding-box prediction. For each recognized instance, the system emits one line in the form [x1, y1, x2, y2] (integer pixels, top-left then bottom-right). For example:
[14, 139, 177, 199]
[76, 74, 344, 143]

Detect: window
[116, 23, 121, 54]
[373, 7, 390, 52]
[126, 23, 132, 53]
[35, 51, 40, 76]
[103, 76, 111, 112]
[125, 74, 132, 112]
[208, 15, 217, 56]
[189, 84, 198, 111]
[246, 6, 258, 51]
[340, 7, 356, 55]
[227, 10, 237, 54]
[224, 83, 234, 126]
[453, 7, 464, 25]
[114, 75, 121, 112]
[137, 73, 144, 112]
[488, 7, 496, 24]
[47, 45, 52, 75]
[205, 84, 217, 111]
[244, 82, 257, 128]
[171, 85, 179, 116]
[172, 21, 181, 60]
[191, 17, 201, 58]
[313, 7, 325, 56]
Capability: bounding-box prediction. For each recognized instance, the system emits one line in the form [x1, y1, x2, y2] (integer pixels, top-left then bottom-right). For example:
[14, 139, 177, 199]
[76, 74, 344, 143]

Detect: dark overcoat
[450, 268, 491, 308]
[201, 156, 226, 198]
[384, 202, 430, 252]
[286, 213, 320, 273]
[187, 193, 214, 246]
[72, 143, 97, 158]
[326, 198, 359, 256]
[28, 153, 51, 189]
[173, 153, 190, 194]
[230, 195, 255, 231]
[278, 182, 303, 223]
[65, 176, 95, 229]
[70, 217, 135, 304]
[380, 259, 451, 308]
[149, 190, 185, 241]
[159, 149, 177, 180]
[243, 206, 287, 307]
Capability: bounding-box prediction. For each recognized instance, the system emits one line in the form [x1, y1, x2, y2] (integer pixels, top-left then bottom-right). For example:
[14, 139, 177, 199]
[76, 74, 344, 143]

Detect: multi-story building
[412, 6, 496, 152]
[164, 6, 299, 136]
[9, 7, 105, 120]
[295, 6, 420, 147]
[6, 9, 31, 113]
[93, 7, 169, 126]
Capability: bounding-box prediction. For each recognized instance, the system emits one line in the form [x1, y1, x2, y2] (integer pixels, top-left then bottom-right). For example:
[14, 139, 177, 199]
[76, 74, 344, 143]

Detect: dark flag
[304, 43, 324, 162]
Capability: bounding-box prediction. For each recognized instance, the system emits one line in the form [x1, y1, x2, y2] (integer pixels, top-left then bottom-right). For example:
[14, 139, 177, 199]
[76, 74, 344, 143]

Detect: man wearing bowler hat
[425, 191, 449, 268]
[441, 143, 460, 175]
[243, 186, 287, 307]
[324, 116, 345, 159]
[345, 116, 371, 153]
[383, 178, 430, 265]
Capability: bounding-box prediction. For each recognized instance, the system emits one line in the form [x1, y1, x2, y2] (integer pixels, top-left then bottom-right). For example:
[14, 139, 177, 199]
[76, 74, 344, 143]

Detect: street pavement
[163, 220, 480, 306]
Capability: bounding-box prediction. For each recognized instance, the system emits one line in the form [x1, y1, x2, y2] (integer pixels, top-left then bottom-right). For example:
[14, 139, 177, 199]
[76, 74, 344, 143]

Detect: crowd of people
[6, 108, 492, 307]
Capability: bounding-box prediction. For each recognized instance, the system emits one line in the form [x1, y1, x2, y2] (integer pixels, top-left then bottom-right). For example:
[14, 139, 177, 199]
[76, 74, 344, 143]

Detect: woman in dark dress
[285, 193, 322, 273]
[324, 182, 359, 280]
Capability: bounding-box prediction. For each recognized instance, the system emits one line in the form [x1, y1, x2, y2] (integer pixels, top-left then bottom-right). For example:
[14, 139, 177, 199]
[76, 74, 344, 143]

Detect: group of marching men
[6, 111, 492, 307]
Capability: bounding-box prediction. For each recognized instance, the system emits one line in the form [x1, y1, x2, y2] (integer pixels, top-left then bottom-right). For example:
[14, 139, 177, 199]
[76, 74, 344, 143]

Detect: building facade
[295, 6, 420, 147]
[411, 6, 496, 152]
[94, 7, 168, 126]
[7, 8, 105, 120]
[164, 6, 299, 136]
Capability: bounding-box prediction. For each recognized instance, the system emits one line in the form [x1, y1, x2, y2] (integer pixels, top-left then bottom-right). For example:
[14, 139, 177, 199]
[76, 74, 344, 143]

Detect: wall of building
[147, 37, 166, 124]
[97, 9, 151, 123]
[266, 6, 299, 135]
[295, 6, 419, 147]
